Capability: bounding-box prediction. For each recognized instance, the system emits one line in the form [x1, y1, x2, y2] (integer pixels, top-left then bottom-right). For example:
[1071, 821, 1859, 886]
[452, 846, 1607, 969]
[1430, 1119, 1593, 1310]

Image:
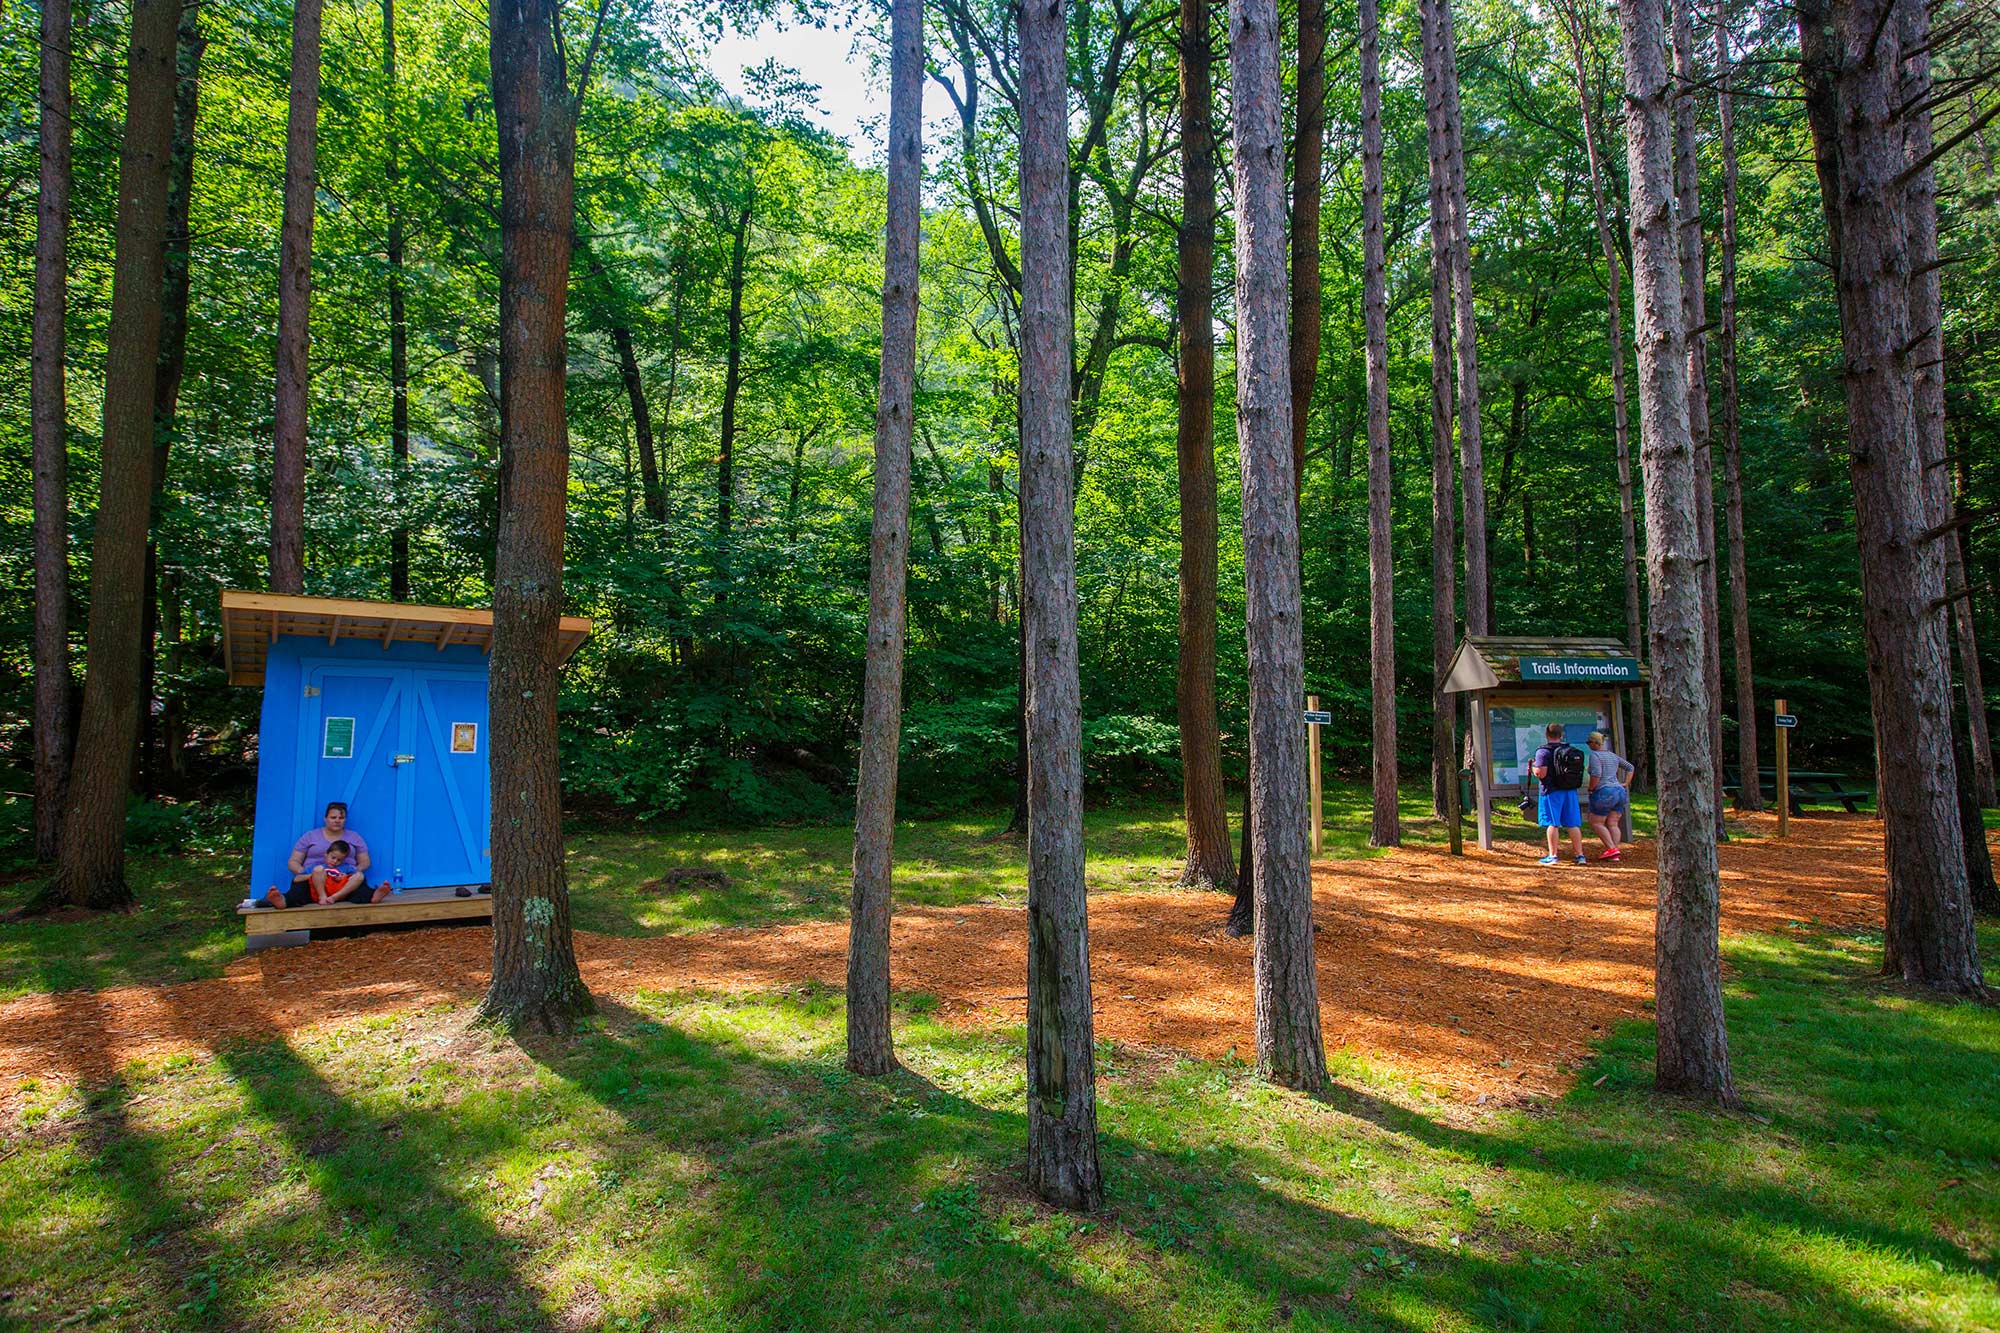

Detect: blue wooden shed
[222, 591, 592, 940]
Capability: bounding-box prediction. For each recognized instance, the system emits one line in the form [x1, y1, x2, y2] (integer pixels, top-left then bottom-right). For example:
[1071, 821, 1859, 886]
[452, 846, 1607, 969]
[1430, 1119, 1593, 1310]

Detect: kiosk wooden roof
[220, 591, 593, 687]
[1442, 635, 1648, 695]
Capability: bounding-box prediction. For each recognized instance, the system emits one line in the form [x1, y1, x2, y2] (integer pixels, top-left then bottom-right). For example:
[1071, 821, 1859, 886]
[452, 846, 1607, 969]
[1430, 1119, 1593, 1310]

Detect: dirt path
[0, 814, 1893, 1107]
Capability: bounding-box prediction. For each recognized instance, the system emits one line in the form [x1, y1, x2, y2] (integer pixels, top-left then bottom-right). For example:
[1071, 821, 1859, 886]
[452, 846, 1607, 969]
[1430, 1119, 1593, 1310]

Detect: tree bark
[1715, 16, 1759, 811]
[479, 0, 594, 1032]
[609, 324, 663, 522]
[1558, 0, 1647, 792]
[31, 0, 74, 862]
[1020, 0, 1102, 1212]
[1436, 0, 1489, 635]
[1615, 0, 1737, 1103]
[51, 0, 183, 910]
[848, 0, 923, 1079]
[1176, 0, 1234, 890]
[140, 0, 204, 793]
[1288, 0, 1325, 498]
[1234, 0, 1327, 1095]
[1420, 0, 1459, 822]
[385, 0, 411, 601]
[1671, 0, 1725, 838]
[269, 0, 324, 595]
[1361, 0, 1398, 849]
[718, 201, 752, 550]
[1799, 0, 1983, 995]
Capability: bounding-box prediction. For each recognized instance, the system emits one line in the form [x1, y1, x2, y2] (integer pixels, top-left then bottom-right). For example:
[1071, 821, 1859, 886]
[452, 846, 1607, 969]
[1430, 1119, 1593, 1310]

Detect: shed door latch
[303, 685, 321, 698]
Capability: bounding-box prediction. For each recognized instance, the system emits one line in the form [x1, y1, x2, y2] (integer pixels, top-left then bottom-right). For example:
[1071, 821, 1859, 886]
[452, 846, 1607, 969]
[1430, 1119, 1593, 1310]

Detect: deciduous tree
[269, 0, 324, 595]
[848, 0, 924, 1078]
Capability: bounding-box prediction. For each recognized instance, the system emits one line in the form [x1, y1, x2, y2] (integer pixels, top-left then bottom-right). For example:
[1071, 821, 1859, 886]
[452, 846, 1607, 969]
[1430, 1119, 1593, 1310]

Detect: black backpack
[1544, 741, 1587, 792]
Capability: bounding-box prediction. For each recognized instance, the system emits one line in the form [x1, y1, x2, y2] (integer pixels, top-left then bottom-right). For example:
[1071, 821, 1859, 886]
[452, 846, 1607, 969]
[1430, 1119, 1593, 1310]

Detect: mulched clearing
[0, 814, 1895, 1109]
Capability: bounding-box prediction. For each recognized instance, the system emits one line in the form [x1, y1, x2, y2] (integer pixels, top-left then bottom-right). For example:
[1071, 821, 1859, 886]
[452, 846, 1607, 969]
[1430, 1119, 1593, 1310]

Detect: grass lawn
[2, 918, 1995, 1331]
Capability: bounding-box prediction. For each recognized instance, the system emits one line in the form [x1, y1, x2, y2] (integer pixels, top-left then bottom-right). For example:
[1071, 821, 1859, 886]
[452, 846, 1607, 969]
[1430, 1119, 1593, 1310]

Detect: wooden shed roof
[1441, 635, 1647, 695]
[220, 591, 592, 686]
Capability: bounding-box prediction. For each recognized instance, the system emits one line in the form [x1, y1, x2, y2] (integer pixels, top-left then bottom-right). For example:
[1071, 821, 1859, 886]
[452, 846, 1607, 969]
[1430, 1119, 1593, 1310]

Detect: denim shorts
[1588, 784, 1628, 818]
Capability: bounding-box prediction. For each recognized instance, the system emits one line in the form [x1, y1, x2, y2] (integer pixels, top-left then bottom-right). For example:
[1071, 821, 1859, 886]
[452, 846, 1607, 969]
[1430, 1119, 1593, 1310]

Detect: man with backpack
[1531, 722, 1589, 866]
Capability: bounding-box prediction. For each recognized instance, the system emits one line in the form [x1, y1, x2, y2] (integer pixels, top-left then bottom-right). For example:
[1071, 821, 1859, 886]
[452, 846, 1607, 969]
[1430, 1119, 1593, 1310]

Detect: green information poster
[323, 716, 356, 759]
[1487, 703, 1610, 787]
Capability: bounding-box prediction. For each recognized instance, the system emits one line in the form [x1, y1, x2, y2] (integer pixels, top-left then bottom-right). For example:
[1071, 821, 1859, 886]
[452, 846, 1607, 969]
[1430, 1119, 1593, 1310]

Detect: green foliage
[2, 0, 1992, 840]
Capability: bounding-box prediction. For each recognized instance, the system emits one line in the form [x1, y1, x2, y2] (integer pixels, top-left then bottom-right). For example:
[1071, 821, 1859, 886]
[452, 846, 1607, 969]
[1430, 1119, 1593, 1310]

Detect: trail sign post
[1775, 698, 1791, 838]
[1306, 695, 1325, 856]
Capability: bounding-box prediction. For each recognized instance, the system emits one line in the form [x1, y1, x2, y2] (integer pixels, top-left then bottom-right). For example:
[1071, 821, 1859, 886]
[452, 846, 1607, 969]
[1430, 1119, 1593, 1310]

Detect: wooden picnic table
[1723, 766, 1872, 814]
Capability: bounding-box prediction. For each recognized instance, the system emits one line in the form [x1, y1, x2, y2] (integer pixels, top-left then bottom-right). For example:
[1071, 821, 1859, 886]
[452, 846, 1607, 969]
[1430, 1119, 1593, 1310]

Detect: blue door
[295, 662, 492, 890]
[297, 666, 408, 882]
[405, 669, 491, 887]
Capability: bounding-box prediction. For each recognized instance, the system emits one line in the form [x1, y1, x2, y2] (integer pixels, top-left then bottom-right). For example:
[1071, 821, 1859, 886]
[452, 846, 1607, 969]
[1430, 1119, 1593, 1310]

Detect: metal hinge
[304, 685, 321, 697]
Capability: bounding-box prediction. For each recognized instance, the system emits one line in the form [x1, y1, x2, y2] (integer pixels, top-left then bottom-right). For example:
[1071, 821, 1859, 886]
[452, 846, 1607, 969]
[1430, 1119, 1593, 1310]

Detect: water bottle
[393, 868, 405, 896]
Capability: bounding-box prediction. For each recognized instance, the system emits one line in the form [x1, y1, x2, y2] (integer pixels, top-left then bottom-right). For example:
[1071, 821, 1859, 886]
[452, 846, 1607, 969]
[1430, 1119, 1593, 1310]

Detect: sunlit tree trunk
[1361, 0, 1398, 848]
[385, 0, 411, 601]
[1436, 0, 1488, 634]
[1615, 0, 1737, 1102]
[1715, 16, 1759, 811]
[1234, 0, 1327, 1095]
[1420, 0, 1459, 822]
[1671, 0, 1725, 838]
[1020, 0, 1102, 1210]
[1176, 0, 1233, 890]
[1289, 0, 1324, 497]
[52, 0, 183, 910]
[718, 201, 751, 551]
[480, 0, 594, 1031]
[140, 0, 204, 793]
[1557, 0, 1648, 792]
[848, 0, 923, 1079]
[31, 0, 74, 861]
[269, 0, 324, 595]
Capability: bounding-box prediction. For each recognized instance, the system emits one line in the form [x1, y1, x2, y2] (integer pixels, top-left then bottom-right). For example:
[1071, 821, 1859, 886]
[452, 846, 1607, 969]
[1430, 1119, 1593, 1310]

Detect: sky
[707, 14, 958, 165]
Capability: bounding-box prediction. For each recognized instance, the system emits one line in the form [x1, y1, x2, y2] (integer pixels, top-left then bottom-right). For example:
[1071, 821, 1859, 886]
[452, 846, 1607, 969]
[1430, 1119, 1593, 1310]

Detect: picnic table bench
[1723, 767, 1872, 814]
[237, 883, 492, 949]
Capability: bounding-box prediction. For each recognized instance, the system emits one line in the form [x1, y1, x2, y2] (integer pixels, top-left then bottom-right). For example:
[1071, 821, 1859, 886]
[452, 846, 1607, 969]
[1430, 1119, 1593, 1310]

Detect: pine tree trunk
[1557, 0, 1649, 793]
[1615, 0, 1736, 1103]
[51, 0, 183, 911]
[1288, 0, 1325, 498]
[1020, 0, 1102, 1212]
[479, 0, 594, 1032]
[1233, 0, 1327, 1095]
[1176, 0, 1234, 891]
[1671, 0, 1725, 839]
[847, 0, 923, 1079]
[1800, 0, 1983, 994]
[31, 0, 74, 862]
[269, 0, 324, 595]
[1416, 0, 1464, 820]
[1420, 0, 1459, 823]
[385, 0, 410, 602]
[1361, 0, 1398, 849]
[140, 0, 204, 794]
[1715, 17, 1760, 811]
[1435, 0, 1488, 634]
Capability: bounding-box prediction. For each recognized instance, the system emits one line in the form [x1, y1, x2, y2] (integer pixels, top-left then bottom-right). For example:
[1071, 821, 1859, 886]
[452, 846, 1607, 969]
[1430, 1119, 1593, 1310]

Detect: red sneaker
[1598, 847, 1622, 861]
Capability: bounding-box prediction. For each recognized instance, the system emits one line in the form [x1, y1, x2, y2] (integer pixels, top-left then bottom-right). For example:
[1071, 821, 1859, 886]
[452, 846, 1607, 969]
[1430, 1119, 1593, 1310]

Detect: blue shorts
[1588, 784, 1628, 818]
[1538, 788, 1581, 828]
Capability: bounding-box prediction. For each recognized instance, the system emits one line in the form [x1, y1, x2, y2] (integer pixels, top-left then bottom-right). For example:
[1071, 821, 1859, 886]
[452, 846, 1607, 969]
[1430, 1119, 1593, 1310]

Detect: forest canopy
[3, 0, 1995, 833]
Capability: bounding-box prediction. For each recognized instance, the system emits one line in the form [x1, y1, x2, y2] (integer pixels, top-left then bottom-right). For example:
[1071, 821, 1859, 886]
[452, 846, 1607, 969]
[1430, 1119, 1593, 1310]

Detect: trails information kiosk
[221, 591, 592, 944]
[1441, 635, 1648, 851]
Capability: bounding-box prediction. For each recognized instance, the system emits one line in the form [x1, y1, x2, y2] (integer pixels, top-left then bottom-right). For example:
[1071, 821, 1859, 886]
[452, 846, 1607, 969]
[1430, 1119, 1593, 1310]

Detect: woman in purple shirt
[258, 801, 390, 908]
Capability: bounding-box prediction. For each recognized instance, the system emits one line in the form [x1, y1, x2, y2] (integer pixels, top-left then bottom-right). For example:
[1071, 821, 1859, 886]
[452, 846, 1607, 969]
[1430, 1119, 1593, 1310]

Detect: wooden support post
[1775, 696, 1789, 839]
[1307, 694, 1323, 857]
[1468, 695, 1489, 852]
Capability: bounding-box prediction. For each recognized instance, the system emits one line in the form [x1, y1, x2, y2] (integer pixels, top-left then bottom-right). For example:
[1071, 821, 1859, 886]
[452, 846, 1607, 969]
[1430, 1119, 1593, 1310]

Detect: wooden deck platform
[239, 884, 492, 940]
